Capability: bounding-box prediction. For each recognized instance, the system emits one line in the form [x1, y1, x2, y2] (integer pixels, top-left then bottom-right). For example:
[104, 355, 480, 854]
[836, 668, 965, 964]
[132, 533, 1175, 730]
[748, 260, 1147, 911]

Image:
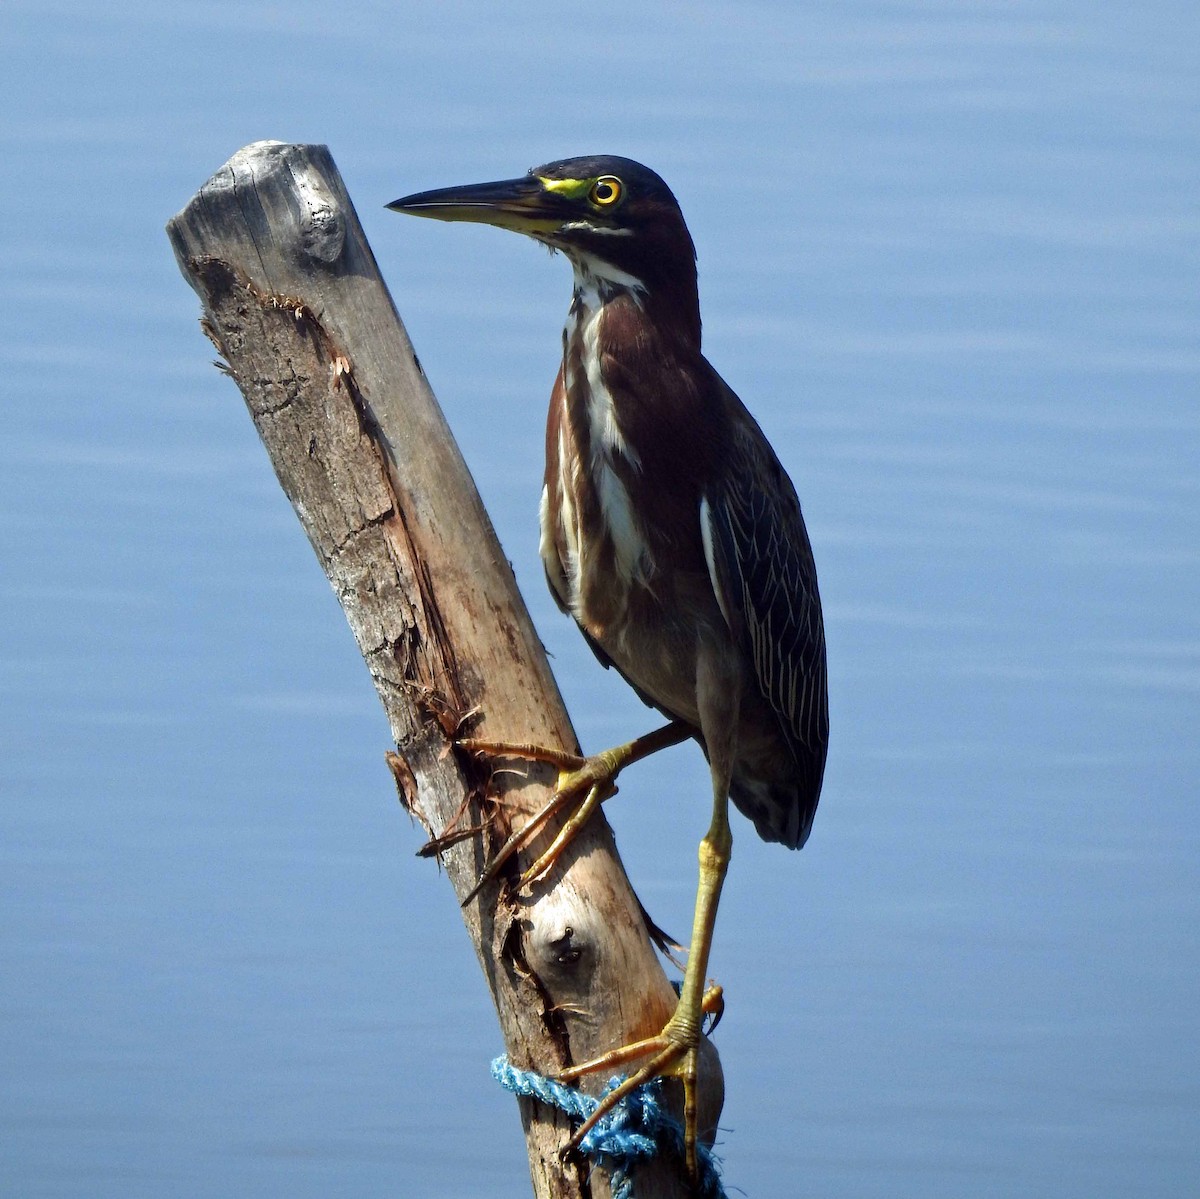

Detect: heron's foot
[559, 984, 724, 1184]
[456, 738, 631, 904]
[458, 722, 693, 905]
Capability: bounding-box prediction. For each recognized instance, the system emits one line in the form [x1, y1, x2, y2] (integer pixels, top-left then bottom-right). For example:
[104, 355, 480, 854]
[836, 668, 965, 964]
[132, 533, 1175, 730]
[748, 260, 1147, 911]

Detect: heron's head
[389, 155, 698, 304]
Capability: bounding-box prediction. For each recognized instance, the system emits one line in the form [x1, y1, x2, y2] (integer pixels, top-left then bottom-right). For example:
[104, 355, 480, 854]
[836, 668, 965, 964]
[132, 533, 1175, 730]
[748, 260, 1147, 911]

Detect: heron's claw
[559, 984, 724, 1184]
[457, 723, 693, 905]
[456, 739, 623, 905]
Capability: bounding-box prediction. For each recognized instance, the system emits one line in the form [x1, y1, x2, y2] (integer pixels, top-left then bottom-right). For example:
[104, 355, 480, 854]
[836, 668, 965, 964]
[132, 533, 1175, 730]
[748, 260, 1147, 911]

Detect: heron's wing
[701, 404, 829, 844]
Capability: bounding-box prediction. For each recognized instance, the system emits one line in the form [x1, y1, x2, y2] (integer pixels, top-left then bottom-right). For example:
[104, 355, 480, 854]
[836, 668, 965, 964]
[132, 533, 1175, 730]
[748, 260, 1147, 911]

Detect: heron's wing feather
[702, 403, 829, 843]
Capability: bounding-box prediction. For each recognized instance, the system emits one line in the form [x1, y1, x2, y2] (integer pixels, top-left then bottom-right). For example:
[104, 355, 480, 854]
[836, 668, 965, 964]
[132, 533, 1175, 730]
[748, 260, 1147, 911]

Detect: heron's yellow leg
[561, 783, 733, 1183]
[559, 639, 740, 1183]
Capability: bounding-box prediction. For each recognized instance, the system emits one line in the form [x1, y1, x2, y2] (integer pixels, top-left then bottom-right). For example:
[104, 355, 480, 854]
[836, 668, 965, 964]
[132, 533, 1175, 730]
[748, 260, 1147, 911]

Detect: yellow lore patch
[537, 176, 593, 199]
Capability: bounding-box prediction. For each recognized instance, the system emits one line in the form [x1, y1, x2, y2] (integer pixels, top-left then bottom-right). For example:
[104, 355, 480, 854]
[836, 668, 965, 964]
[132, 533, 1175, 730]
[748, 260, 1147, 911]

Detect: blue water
[2, 2, 1197, 1196]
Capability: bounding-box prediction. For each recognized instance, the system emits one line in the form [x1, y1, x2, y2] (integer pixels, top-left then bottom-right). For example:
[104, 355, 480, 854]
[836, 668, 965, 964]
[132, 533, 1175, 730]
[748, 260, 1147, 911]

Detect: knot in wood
[294, 168, 345, 265]
[523, 892, 600, 990]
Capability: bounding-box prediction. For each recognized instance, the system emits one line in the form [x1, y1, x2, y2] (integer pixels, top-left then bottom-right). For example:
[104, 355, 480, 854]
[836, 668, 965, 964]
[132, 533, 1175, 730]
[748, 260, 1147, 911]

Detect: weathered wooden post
[167, 141, 721, 1198]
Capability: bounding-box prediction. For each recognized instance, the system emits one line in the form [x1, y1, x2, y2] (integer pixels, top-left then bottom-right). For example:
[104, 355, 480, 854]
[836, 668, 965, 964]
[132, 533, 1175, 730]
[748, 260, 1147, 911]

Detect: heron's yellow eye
[589, 176, 624, 207]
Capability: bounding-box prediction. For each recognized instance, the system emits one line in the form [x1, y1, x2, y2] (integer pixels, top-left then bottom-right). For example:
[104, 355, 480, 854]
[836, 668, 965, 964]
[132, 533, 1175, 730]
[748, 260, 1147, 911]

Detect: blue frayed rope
[491, 1055, 725, 1199]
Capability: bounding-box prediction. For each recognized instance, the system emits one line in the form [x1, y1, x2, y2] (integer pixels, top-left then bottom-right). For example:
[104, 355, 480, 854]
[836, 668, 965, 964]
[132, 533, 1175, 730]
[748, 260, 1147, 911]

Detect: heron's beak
[387, 175, 569, 236]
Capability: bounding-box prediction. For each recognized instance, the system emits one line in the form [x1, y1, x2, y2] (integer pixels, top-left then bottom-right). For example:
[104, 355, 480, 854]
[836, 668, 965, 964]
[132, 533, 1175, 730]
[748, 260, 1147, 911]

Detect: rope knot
[491, 1055, 725, 1199]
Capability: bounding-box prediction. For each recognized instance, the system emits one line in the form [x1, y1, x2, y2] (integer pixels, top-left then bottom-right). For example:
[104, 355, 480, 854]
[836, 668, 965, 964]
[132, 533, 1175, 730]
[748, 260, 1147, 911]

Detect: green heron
[389, 156, 828, 1182]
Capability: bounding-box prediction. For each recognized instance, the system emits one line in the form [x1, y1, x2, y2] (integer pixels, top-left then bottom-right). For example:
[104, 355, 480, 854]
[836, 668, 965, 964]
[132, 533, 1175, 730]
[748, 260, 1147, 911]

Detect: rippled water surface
[2, 2, 1197, 1196]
